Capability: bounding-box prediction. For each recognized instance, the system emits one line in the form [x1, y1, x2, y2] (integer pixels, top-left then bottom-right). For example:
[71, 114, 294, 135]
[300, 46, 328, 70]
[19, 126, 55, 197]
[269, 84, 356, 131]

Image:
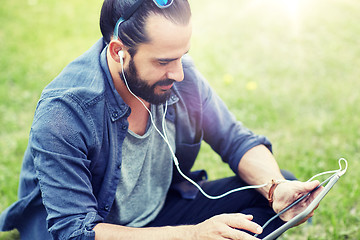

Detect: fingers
[223, 213, 263, 235]
[276, 181, 325, 222]
[219, 213, 263, 240]
[225, 228, 262, 240]
[304, 180, 321, 191]
[196, 213, 263, 240]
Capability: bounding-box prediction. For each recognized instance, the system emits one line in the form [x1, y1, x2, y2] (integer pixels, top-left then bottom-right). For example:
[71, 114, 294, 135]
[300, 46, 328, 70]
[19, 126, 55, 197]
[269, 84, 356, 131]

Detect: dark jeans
[147, 171, 296, 239]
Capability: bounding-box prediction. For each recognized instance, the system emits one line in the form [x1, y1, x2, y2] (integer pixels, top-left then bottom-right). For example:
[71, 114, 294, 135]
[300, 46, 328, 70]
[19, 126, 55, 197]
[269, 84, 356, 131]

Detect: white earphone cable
[119, 55, 348, 200]
[120, 59, 269, 199]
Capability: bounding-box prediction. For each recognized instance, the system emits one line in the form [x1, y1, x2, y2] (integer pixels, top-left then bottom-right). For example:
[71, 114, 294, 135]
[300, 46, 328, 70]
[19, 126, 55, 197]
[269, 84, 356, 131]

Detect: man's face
[120, 14, 192, 105]
[121, 57, 176, 104]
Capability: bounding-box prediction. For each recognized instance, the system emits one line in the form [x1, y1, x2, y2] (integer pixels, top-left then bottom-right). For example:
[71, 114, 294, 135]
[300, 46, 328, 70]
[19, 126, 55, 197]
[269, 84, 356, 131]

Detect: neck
[107, 48, 150, 109]
[107, 48, 151, 135]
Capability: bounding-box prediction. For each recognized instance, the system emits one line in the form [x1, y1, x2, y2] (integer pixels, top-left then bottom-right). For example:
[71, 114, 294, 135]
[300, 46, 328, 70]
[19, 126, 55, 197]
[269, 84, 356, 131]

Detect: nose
[166, 59, 184, 82]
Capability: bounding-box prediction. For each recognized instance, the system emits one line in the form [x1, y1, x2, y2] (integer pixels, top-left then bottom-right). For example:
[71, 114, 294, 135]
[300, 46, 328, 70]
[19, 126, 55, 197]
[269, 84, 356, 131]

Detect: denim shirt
[0, 38, 271, 239]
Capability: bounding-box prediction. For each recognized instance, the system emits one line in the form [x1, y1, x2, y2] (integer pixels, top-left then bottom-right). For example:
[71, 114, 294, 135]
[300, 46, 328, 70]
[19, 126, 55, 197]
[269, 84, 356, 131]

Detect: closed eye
[158, 61, 170, 66]
[156, 51, 189, 66]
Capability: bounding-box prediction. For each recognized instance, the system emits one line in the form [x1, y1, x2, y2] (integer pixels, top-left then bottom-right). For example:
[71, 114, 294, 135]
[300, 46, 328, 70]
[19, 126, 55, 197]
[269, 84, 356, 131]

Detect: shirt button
[104, 205, 110, 211]
[112, 111, 119, 118]
[122, 125, 127, 130]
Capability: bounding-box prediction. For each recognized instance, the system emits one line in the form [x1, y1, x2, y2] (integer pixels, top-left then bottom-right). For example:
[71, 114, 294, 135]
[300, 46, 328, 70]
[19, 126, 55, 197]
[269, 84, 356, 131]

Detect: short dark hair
[100, 0, 191, 54]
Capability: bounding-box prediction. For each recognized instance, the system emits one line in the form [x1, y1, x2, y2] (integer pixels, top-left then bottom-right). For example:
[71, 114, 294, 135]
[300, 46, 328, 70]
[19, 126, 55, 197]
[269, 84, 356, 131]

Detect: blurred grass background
[0, 0, 359, 239]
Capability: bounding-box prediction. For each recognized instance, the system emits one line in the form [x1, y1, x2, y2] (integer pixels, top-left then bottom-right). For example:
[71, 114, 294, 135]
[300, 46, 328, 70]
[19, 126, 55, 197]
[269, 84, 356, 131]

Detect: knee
[280, 169, 297, 181]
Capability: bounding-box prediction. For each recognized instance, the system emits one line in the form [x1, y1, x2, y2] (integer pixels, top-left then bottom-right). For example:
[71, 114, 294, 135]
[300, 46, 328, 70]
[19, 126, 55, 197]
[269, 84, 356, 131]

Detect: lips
[155, 79, 175, 91]
[159, 82, 174, 91]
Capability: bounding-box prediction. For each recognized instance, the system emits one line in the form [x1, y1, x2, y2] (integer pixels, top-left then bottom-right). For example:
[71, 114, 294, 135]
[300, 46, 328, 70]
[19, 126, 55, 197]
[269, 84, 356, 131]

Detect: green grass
[1, 0, 359, 239]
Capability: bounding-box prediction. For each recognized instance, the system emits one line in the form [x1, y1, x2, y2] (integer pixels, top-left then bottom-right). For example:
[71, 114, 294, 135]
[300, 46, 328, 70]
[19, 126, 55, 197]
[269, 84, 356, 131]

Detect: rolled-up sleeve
[201, 85, 272, 173]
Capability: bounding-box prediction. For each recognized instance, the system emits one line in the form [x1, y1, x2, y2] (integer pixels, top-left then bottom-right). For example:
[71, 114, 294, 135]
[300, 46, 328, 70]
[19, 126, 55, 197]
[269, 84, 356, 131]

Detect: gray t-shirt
[105, 104, 175, 227]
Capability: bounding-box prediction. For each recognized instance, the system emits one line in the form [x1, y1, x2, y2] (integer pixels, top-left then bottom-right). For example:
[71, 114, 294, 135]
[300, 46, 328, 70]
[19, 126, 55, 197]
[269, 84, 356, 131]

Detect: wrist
[267, 179, 287, 208]
[163, 225, 197, 240]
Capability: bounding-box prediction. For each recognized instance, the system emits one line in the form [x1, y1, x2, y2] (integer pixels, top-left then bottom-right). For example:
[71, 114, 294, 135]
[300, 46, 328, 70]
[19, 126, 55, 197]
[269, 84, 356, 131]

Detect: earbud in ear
[118, 50, 124, 66]
[118, 50, 124, 59]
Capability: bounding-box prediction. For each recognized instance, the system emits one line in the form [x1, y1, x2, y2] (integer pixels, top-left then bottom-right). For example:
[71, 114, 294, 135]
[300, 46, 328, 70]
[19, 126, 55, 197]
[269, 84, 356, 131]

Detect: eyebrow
[156, 50, 190, 62]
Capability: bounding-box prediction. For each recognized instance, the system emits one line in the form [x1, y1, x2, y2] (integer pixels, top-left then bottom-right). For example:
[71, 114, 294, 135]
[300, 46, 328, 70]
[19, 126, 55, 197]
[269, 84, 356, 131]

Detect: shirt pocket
[173, 130, 203, 183]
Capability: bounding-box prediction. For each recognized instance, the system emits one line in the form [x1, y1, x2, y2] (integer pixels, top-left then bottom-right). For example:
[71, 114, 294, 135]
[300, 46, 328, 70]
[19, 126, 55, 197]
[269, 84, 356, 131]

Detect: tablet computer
[262, 173, 342, 240]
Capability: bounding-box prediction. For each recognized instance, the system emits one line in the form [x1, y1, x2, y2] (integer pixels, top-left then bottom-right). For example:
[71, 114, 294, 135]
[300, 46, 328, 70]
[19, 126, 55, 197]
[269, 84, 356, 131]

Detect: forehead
[135, 14, 192, 59]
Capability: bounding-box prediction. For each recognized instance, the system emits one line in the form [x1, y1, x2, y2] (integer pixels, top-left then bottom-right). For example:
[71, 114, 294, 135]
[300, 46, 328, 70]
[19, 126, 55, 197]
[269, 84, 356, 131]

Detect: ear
[108, 40, 127, 63]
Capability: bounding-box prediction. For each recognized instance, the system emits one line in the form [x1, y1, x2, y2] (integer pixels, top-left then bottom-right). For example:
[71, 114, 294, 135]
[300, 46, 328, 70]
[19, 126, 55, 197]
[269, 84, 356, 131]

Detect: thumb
[303, 180, 320, 191]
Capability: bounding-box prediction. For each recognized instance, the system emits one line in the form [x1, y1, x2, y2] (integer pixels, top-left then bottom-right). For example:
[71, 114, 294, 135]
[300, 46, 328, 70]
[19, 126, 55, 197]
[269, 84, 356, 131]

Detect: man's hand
[192, 213, 263, 240]
[272, 180, 323, 224]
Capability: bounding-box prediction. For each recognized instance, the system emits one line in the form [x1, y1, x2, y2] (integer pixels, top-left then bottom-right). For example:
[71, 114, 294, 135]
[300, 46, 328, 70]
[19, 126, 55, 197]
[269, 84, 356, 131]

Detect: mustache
[153, 79, 176, 87]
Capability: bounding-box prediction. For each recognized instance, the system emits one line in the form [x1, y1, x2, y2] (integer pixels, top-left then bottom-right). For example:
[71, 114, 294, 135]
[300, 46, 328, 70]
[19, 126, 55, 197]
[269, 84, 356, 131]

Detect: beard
[120, 58, 175, 105]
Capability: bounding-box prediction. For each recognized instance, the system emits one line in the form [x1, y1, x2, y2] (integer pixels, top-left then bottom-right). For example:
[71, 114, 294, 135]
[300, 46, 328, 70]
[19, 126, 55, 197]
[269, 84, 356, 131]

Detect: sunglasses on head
[113, 0, 174, 40]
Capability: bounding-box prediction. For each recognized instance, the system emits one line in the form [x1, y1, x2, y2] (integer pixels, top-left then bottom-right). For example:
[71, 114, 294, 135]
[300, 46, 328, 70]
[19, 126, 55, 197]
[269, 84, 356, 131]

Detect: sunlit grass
[191, 0, 360, 239]
[1, 0, 359, 239]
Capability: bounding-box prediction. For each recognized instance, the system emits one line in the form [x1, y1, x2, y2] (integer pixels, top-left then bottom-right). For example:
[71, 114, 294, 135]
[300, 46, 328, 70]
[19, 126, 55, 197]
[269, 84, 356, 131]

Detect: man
[0, 0, 321, 239]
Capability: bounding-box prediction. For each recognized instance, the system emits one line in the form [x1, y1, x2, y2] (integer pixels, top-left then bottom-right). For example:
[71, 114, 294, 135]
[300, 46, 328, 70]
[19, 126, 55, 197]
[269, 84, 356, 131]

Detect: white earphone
[116, 47, 295, 201]
[116, 47, 260, 200]
[118, 50, 124, 66]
